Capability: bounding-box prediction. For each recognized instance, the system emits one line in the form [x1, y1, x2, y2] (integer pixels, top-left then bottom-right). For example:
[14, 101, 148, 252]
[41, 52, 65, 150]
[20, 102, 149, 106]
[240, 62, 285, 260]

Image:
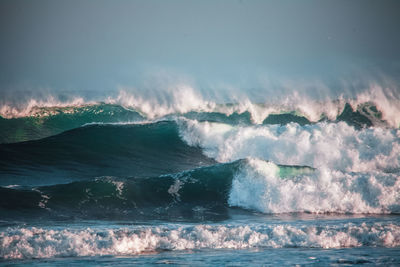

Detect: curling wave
[1, 158, 399, 221]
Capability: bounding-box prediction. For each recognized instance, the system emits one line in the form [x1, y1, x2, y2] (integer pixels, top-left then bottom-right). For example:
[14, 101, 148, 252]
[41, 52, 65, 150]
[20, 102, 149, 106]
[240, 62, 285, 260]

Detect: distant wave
[0, 101, 394, 144]
[0, 104, 144, 143]
[105, 86, 400, 127]
[0, 85, 400, 147]
[0, 86, 399, 144]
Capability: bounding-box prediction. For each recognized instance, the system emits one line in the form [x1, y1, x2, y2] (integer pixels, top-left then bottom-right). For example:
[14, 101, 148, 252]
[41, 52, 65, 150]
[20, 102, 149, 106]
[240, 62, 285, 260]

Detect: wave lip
[1, 222, 399, 259]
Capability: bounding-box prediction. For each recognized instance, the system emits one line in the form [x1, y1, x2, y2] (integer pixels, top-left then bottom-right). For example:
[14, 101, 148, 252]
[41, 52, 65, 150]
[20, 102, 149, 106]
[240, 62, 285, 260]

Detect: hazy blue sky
[1, 0, 399, 92]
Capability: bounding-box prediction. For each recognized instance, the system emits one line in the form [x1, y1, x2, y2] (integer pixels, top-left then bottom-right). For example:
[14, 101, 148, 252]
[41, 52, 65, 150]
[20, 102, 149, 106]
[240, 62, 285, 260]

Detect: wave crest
[1, 85, 399, 127]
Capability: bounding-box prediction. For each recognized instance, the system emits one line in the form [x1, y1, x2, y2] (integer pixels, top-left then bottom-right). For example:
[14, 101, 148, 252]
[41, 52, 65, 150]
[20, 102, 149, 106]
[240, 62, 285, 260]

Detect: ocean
[0, 88, 399, 266]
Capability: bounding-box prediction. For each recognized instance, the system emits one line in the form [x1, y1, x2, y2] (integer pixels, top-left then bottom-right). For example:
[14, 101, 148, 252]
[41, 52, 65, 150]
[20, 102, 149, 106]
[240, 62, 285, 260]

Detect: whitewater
[1, 86, 400, 265]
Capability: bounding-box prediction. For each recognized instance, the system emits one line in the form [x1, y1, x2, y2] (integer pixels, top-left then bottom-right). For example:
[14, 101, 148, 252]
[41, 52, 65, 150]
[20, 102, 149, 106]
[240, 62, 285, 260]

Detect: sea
[0, 87, 399, 266]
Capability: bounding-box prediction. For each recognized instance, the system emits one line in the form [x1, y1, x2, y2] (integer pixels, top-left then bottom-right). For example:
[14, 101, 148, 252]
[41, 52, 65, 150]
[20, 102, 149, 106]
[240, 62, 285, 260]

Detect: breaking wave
[180, 119, 400, 172]
[1, 221, 399, 259]
[1, 85, 400, 261]
[0, 85, 399, 144]
[1, 158, 399, 220]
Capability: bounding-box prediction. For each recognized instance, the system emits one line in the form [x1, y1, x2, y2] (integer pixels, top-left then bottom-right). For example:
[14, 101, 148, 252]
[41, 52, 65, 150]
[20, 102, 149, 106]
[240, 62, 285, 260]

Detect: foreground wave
[1, 221, 399, 259]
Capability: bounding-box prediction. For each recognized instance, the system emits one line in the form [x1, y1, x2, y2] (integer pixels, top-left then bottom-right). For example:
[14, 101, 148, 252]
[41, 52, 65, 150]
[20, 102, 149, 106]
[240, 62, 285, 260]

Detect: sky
[0, 0, 400, 94]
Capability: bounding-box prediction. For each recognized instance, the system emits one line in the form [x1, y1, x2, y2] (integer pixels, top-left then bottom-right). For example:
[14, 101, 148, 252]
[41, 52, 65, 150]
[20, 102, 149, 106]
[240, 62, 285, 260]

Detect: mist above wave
[1, 84, 399, 127]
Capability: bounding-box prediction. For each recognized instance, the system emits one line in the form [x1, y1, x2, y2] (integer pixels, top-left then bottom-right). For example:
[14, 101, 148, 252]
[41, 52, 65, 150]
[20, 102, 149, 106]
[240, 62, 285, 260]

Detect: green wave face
[0, 121, 216, 186]
[0, 104, 143, 143]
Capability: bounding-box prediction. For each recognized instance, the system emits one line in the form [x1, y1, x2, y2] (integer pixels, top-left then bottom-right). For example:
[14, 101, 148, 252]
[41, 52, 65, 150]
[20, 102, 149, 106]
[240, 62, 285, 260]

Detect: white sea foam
[179, 119, 400, 172]
[1, 222, 399, 259]
[179, 120, 400, 214]
[229, 158, 400, 214]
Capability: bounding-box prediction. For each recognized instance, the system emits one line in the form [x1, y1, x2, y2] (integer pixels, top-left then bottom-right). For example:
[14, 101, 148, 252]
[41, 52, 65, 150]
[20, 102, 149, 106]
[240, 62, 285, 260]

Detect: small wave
[1, 222, 399, 259]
